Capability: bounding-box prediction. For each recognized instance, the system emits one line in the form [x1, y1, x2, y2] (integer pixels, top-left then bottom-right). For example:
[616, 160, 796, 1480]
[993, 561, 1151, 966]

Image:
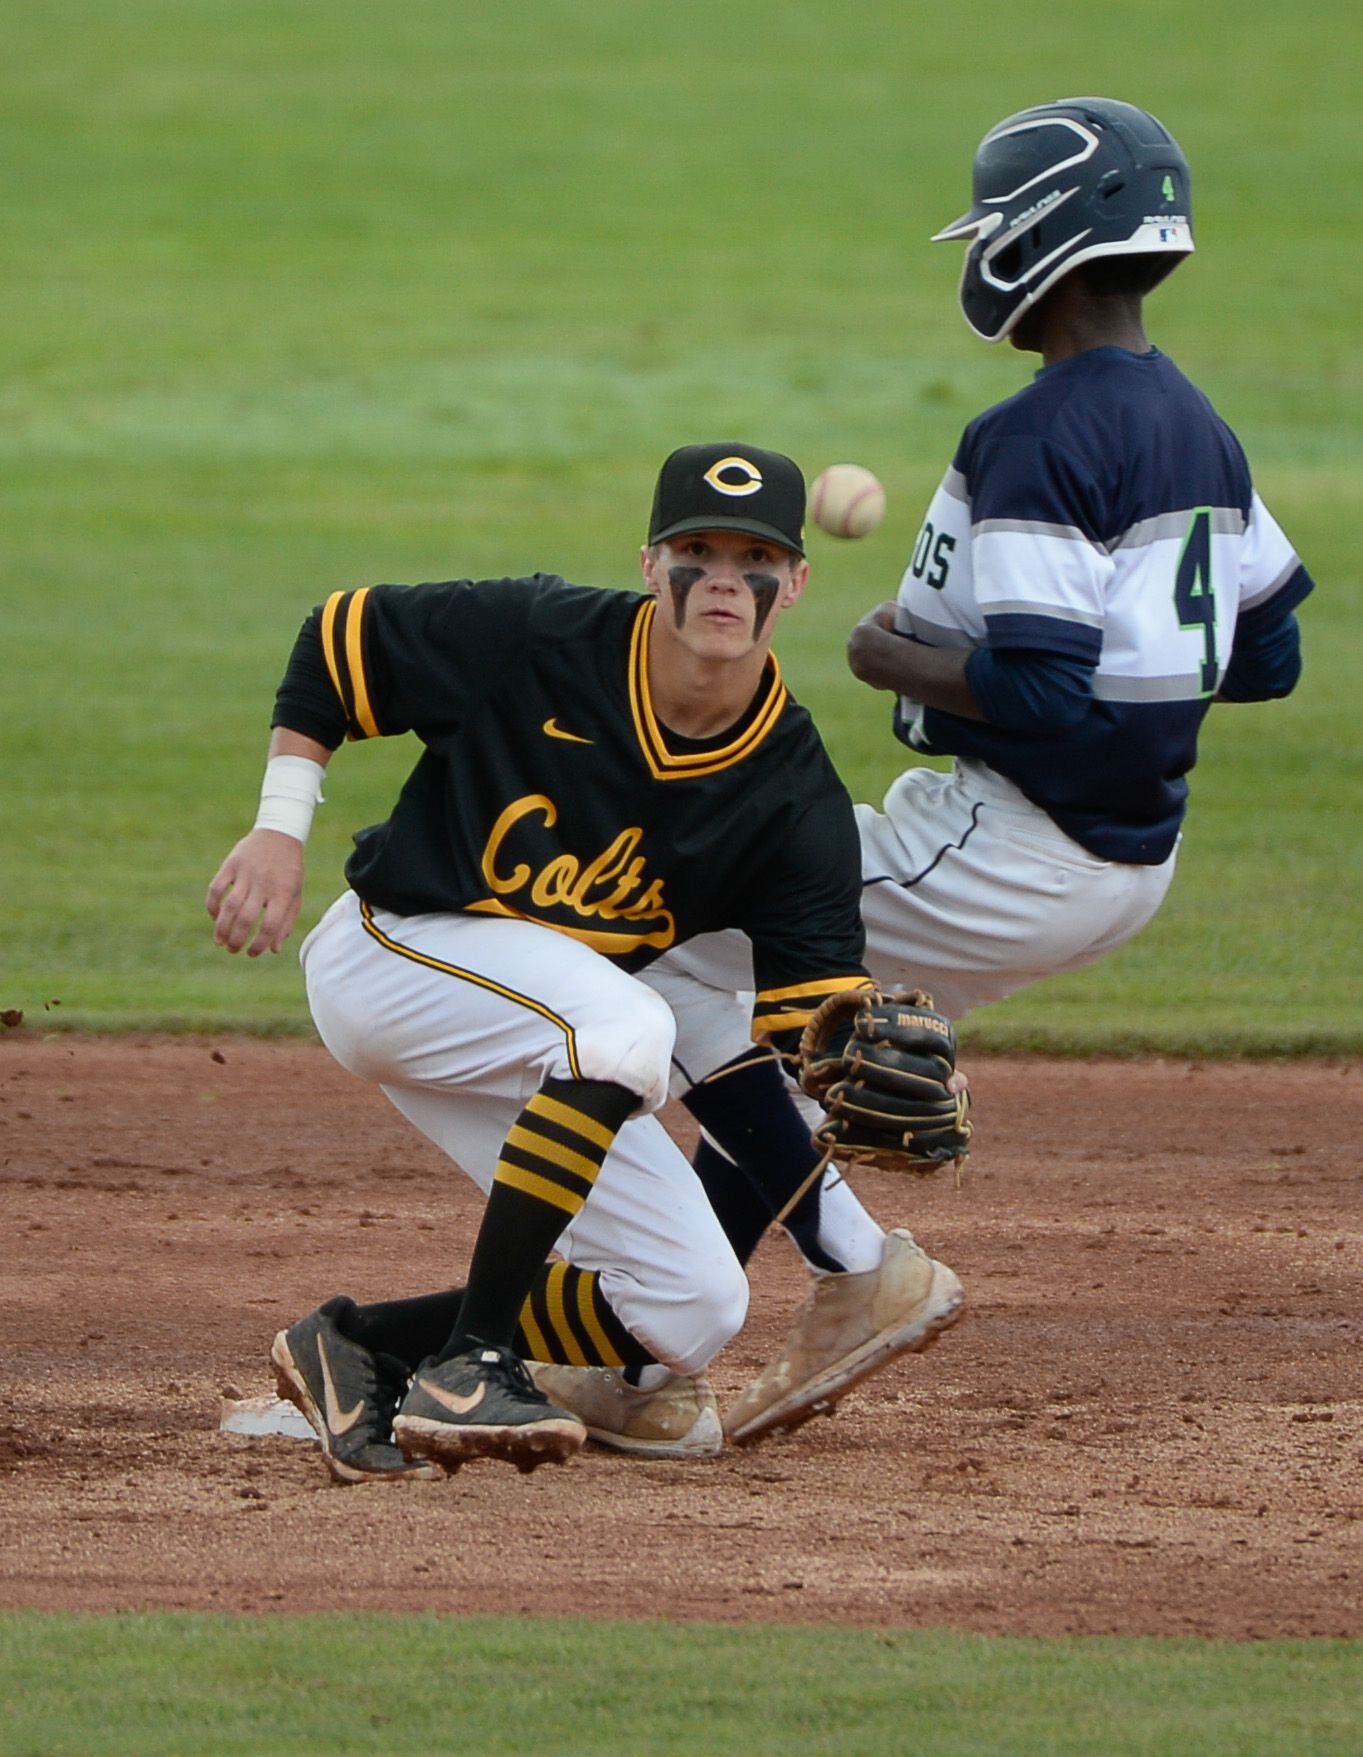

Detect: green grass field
[3, 0, 1359, 1049]
[3, 1615, 1361, 1757]
[3, 3, 1360, 1747]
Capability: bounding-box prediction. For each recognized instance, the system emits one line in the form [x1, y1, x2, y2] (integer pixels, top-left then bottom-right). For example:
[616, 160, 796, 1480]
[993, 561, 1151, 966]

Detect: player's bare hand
[846, 602, 906, 690]
[946, 1068, 968, 1098]
[206, 829, 305, 956]
[859, 602, 899, 634]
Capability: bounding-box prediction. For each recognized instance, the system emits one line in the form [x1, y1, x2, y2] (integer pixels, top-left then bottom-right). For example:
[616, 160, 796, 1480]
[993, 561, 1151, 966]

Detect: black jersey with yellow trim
[273, 574, 867, 1033]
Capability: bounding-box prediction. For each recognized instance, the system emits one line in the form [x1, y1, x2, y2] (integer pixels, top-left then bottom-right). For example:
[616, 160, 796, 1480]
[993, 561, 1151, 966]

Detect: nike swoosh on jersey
[317, 1336, 365, 1435]
[415, 1376, 487, 1418]
[543, 718, 593, 745]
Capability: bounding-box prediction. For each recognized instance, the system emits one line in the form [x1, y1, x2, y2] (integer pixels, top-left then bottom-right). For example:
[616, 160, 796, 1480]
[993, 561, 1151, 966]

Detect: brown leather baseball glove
[799, 987, 972, 1174]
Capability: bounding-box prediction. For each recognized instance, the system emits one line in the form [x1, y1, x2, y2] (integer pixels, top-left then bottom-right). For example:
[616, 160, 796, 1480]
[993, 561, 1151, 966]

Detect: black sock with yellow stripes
[338, 1261, 656, 1371]
[516, 1260, 653, 1368]
[435, 1076, 638, 1362]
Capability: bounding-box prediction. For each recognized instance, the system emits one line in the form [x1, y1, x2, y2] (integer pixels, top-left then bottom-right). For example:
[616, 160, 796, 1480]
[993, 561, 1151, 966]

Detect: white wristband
[253, 755, 326, 845]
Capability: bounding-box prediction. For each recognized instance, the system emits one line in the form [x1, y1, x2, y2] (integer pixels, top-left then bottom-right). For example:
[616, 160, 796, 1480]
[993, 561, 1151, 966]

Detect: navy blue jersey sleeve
[964, 647, 1095, 731]
[1237, 495, 1314, 618]
[1219, 591, 1305, 702]
[1225, 492, 1313, 700]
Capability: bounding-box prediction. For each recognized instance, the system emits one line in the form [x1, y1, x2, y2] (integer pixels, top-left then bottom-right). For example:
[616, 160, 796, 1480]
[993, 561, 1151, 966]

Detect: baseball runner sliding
[647, 97, 1315, 1444]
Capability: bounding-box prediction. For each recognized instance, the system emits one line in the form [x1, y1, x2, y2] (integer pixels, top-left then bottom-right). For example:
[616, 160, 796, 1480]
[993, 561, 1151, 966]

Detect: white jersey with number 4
[894, 345, 1311, 864]
[648, 346, 1314, 1041]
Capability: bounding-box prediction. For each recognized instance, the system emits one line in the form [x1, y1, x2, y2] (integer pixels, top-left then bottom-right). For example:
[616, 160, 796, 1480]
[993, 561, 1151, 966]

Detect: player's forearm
[269, 726, 335, 767]
[846, 616, 984, 720]
[963, 647, 1094, 731]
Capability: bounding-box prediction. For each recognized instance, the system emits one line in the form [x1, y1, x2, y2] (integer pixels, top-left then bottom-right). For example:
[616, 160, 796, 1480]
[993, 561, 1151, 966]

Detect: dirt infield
[2, 1035, 1359, 1637]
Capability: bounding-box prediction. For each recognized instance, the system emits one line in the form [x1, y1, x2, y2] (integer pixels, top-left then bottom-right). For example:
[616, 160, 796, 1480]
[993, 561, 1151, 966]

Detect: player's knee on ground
[601, 1249, 749, 1377]
[566, 979, 677, 1114]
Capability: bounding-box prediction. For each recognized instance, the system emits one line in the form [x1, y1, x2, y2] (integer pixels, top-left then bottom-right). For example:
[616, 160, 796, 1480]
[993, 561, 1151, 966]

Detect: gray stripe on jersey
[941, 467, 969, 504]
[1092, 673, 1210, 702]
[905, 614, 977, 649]
[973, 516, 1092, 543]
[1240, 553, 1302, 612]
[979, 599, 1105, 628]
[1106, 506, 1247, 553]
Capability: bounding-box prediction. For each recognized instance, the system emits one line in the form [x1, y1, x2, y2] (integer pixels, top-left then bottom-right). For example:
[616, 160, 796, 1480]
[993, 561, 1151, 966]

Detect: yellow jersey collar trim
[628, 599, 787, 782]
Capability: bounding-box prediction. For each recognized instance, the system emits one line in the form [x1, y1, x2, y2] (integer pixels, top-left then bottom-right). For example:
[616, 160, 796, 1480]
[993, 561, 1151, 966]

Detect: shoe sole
[269, 1331, 443, 1485]
[581, 1407, 724, 1460]
[392, 1413, 586, 1475]
[724, 1261, 966, 1446]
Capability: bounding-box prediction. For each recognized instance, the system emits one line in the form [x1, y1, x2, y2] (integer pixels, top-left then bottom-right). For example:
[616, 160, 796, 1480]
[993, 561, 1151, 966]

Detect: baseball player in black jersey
[207, 442, 964, 1481]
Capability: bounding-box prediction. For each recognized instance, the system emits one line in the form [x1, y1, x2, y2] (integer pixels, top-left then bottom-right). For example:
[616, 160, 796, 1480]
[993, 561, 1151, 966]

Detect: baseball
[809, 463, 886, 539]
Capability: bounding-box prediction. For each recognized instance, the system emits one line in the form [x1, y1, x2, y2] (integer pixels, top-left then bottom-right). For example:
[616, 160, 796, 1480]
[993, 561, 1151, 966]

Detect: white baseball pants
[300, 891, 748, 1374]
[648, 758, 1178, 1080]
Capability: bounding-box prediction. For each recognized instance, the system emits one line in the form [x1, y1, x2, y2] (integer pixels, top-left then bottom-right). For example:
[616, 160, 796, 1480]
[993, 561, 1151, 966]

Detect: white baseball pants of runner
[646, 758, 1178, 1085]
[300, 890, 749, 1375]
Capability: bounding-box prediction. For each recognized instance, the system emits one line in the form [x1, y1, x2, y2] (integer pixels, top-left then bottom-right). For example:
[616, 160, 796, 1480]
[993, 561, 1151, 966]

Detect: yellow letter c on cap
[703, 456, 763, 497]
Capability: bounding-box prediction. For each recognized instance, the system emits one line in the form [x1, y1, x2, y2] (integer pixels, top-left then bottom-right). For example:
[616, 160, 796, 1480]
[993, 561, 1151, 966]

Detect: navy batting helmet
[933, 97, 1193, 342]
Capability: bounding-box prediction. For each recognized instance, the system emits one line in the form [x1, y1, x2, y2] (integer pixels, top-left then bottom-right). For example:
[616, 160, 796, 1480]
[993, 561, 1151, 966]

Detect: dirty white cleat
[723, 1229, 965, 1446]
[527, 1362, 723, 1459]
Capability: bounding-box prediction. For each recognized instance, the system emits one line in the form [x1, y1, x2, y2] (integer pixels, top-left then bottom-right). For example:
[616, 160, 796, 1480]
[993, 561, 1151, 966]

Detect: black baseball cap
[648, 443, 806, 557]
